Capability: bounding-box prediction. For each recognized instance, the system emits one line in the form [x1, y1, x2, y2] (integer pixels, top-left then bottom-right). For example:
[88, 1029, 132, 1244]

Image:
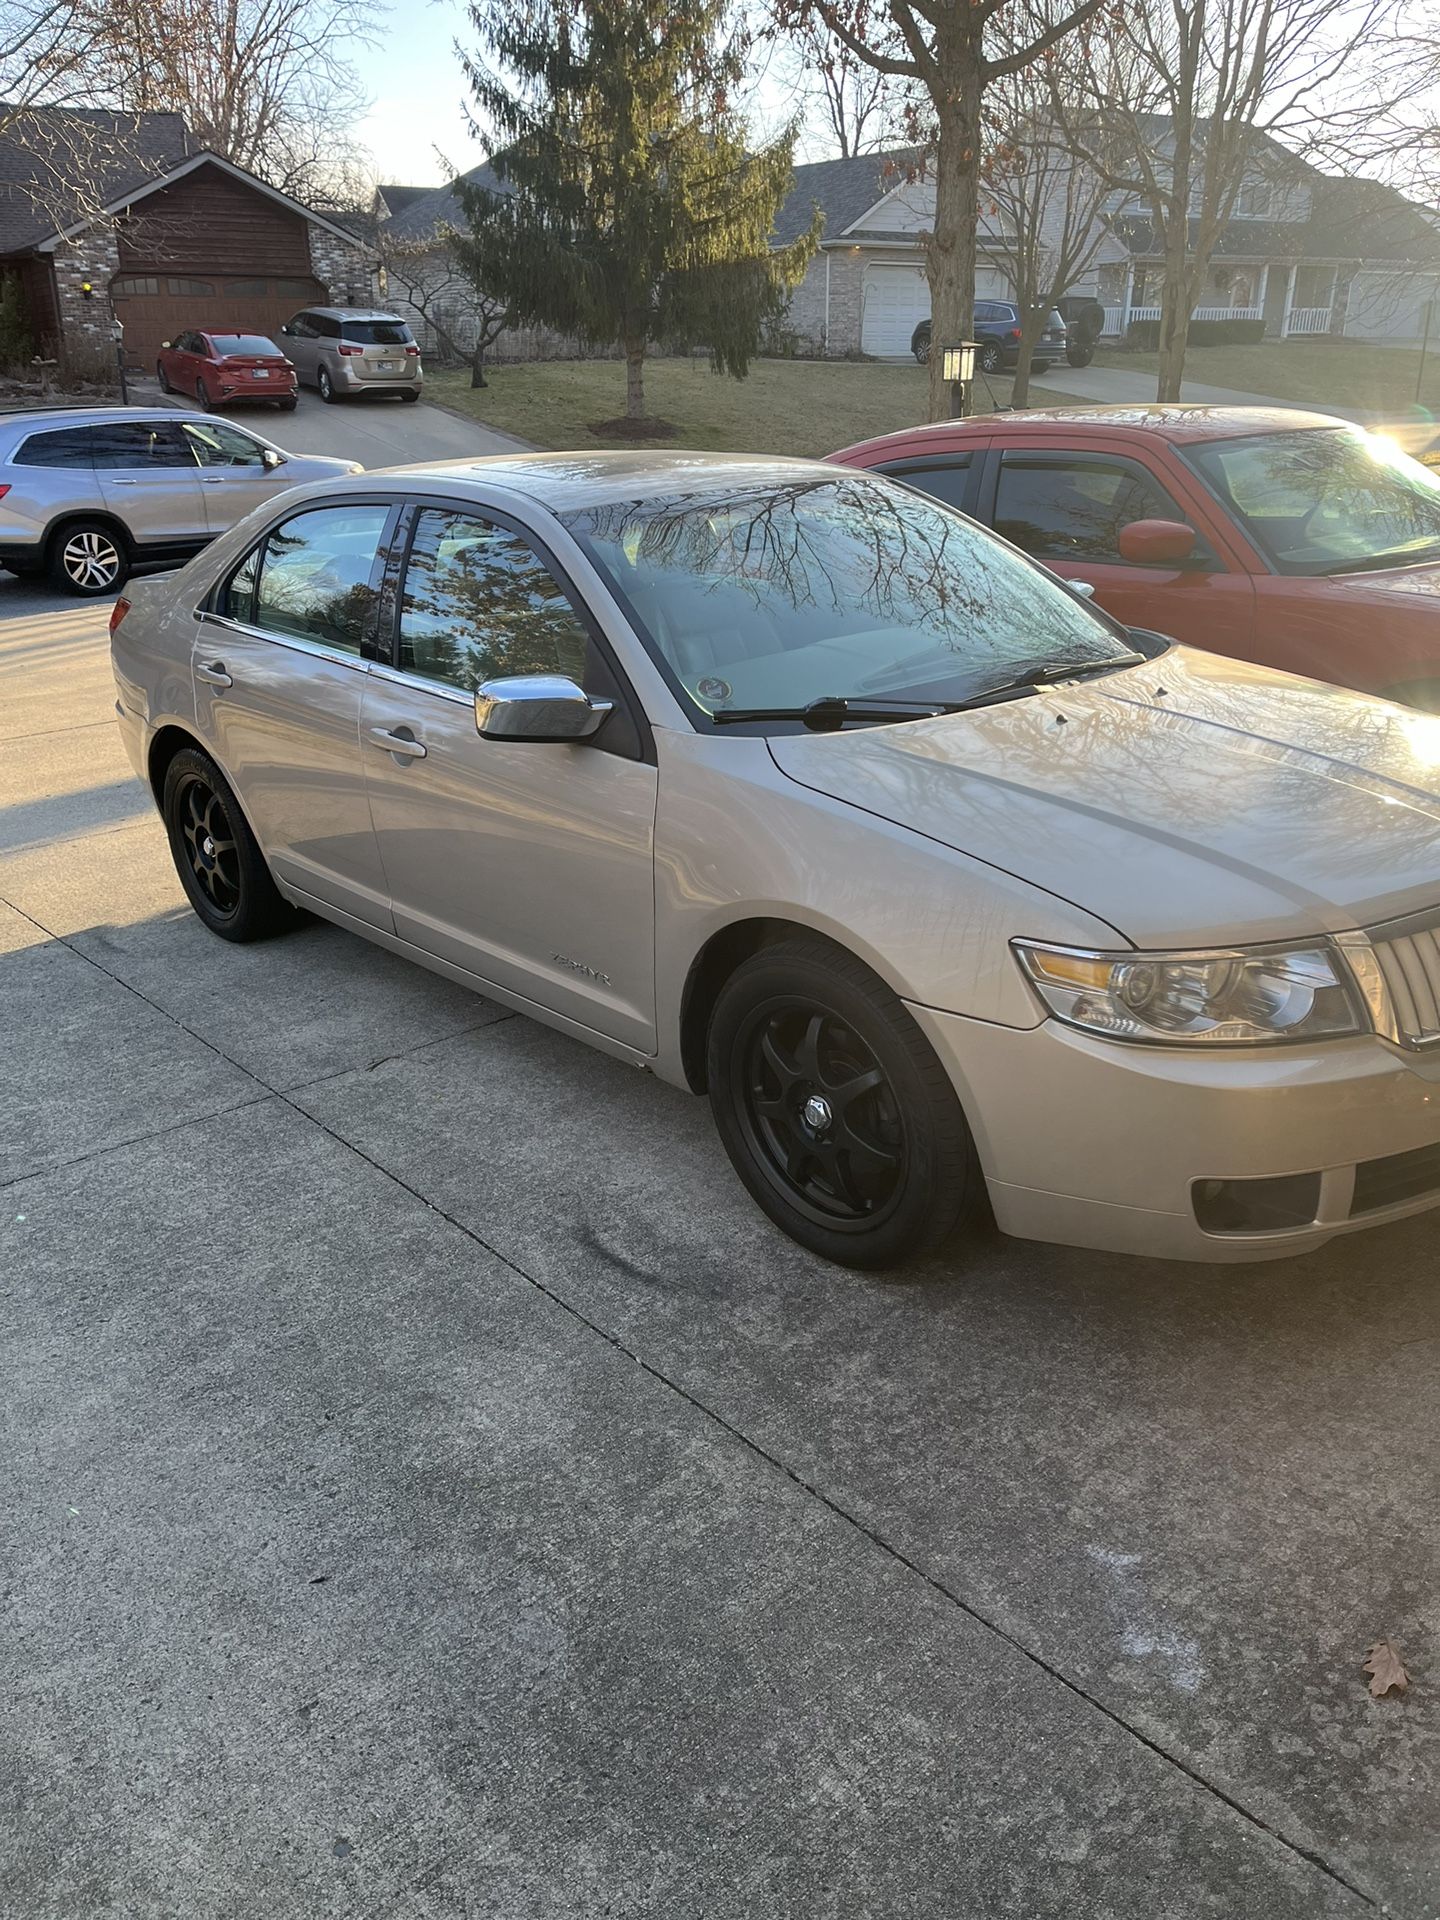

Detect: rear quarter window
[12, 428, 97, 468]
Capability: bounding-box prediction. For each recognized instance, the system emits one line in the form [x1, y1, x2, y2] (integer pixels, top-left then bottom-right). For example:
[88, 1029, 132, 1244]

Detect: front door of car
[182, 417, 288, 528]
[359, 501, 659, 1051]
[90, 420, 209, 545]
[194, 497, 397, 928]
[980, 443, 1257, 654]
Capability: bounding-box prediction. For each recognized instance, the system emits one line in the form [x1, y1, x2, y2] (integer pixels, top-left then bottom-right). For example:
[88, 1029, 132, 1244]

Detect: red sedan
[833, 405, 1440, 709]
[156, 330, 298, 411]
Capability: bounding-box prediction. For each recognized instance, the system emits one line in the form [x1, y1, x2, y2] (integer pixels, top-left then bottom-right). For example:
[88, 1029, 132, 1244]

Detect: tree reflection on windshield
[1189, 427, 1440, 575]
[564, 475, 1127, 723]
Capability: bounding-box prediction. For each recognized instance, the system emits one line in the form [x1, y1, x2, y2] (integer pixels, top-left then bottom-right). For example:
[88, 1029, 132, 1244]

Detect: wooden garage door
[111, 273, 328, 368]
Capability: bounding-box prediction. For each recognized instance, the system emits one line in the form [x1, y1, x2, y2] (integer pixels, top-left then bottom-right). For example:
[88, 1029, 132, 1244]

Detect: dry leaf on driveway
[1365, 1641, 1410, 1698]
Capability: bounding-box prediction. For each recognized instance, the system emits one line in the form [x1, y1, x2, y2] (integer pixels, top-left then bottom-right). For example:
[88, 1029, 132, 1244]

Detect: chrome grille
[1368, 910, 1440, 1047]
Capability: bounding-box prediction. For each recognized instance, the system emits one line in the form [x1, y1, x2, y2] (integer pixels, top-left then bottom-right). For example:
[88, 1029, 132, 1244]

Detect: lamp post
[941, 341, 978, 419]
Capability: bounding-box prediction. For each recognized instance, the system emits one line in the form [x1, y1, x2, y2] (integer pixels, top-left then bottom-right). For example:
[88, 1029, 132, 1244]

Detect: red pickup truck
[833, 405, 1440, 710]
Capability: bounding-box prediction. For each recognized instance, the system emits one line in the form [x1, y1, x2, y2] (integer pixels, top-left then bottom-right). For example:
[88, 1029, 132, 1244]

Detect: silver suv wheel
[52, 522, 125, 596]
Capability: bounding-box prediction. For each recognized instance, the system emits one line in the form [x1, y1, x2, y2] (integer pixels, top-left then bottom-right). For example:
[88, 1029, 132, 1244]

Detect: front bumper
[909, 1003, 1440, 1262]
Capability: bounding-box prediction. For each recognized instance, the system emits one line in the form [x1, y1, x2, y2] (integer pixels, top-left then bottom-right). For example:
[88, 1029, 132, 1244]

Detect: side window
[883, 455, 973, 513]
[287, 313, 313, 339]
[398, 508, 591, 691]
[89, 423, 197, 470]
[184, 420, 266, 469]
[226, 545, 260, 625]
[250, 504, 389, 653]
[316, 314, 342, 339]
[13, 427, 97, 468]
[993, 453, 1212, 565]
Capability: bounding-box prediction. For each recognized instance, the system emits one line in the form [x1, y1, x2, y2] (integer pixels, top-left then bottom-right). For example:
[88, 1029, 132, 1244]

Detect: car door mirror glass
[1118, 518, 1198, 565]
[474, 674, 612, 742]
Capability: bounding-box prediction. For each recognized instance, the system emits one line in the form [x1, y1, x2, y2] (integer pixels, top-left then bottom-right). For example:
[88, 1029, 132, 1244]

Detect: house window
[111, 276, 160, 296]
[271, 278, 317, 298]
[1233, 178, 1275, 219]
[165, 277, 215, 297]
[223, 278, 270, 298]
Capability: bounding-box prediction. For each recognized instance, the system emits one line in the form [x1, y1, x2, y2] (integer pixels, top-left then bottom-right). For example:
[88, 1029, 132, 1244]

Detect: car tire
[400, 389, 421, 402]
[162, 747, 293, 943]
[706, 936, 982, 1269]
[1066, 345, 1094, 368]
[47, 518, 129, 597]
[318, 367, 337, 403]
[278, 396, 298, 411]
[978, 340, 1004, 375]
[196, 376, 217, 411]
[156, 361, 172, 392]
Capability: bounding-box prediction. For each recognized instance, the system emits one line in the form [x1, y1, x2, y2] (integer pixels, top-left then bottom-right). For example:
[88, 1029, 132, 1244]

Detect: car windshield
[342, 319, 412, 345]
[1187, 426, 1440, 575]
[209, 334, 282, 356]
[562, 474, 1138, 730]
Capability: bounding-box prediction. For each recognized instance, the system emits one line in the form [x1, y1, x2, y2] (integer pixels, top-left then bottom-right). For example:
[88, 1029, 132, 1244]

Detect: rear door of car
[972, 435, 1256, 652]
[193, 496, 399, 927]
[869, 445, 988, 519]
[280, 313, 317, 384]
[90, 420, 208, 547]
[359, 495, 658, 1049]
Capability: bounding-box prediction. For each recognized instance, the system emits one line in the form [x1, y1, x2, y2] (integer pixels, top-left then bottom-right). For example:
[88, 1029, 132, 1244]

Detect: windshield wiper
[946, 651, 1145, 711]
[710, 696, 959, 730]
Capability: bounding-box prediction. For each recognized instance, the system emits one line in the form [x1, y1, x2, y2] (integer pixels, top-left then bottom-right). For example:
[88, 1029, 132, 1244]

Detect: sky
[351, 0, 482, 189]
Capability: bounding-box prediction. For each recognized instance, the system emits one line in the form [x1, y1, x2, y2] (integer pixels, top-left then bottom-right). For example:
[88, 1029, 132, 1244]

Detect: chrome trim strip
[366, 661, 473, 708]
[192, 609, 370, 675]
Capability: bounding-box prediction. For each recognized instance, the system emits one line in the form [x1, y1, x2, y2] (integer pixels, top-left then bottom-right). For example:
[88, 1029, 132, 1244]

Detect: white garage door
[860, 262, 1013, 356]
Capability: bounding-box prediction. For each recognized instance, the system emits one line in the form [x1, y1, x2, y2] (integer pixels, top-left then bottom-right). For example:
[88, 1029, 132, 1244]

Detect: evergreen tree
[458, 0, 818, 425]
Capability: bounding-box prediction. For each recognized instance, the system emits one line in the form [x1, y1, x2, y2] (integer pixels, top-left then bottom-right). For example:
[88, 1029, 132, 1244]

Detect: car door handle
[110, 477, 138, 485]
[367, 726, 426, 759]
[195, 661, 232, 687]
[202, 477, 226, 486]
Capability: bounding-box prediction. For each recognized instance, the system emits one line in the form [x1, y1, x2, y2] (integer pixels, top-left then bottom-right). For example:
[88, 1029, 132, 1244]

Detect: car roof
[0, 406, 184, 431]
[836, 402, 1356, 462]
[305, 308, 406, 321]
[373, 450, 848, 512]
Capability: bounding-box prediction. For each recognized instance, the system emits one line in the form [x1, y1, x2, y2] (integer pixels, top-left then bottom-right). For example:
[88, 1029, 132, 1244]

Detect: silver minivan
[0, 406, 360, 596]
[278, 308, 424, 404]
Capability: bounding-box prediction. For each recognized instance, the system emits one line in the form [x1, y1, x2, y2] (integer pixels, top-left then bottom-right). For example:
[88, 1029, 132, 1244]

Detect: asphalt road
[3, 555, 1439, 1916]
[135, 372, 533, 467]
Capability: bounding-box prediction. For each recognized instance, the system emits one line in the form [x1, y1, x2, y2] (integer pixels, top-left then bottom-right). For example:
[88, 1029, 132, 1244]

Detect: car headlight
[1013, 939, 1362, 1045]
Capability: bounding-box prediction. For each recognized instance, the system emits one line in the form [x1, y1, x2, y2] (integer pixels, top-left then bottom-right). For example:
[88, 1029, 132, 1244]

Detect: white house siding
[783, 245, 1013, 357]
[1343, 269, 1440, 344]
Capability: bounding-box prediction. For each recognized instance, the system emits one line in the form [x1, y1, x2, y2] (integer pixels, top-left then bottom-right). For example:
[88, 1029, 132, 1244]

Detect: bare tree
[1049, 0, 1397, 399]
[382, 231, 515, 388]
[70, 0, 375, 200]
[762, 13, 916, 158]
[981, 58, 1121, 403]
[774, 0, 1104, 420]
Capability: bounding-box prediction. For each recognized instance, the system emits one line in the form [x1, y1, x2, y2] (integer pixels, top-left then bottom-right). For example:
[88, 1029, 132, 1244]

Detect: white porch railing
[1284, 307, 1331, 336]
[1100, 303, 1265, 336]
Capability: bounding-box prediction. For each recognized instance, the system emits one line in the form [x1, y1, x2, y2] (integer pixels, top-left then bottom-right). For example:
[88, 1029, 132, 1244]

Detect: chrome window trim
[193, 607, 371, 674]
[367, 659, 473, 708]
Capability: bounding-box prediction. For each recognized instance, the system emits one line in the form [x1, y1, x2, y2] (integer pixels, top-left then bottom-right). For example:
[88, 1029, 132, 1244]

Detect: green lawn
[1094, 339, 1440, 414]
[427, 356, 1073, 455]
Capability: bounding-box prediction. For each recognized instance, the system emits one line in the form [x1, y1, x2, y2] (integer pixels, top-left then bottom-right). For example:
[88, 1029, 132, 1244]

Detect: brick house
[0, 107, 380, 373]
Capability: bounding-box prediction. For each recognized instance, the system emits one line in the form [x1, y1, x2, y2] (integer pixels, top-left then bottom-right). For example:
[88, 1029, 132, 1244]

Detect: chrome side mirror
[1071, 580, 1096, 599]
[261, 447, 284, 469]
[474, 673, 612, 742]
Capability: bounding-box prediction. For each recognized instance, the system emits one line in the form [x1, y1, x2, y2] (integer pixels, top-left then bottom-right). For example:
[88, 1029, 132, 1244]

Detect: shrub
[1124, 316, 1266, 348]
[0, 272, 32, 371]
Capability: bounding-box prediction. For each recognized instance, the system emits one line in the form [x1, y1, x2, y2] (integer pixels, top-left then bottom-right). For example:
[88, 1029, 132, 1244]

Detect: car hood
[767, 645, 1440, 948]
[287, 453, 362, 478]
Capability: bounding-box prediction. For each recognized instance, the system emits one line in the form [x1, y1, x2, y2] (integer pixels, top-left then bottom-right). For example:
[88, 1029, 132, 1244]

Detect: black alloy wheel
[707, 936, 980, 1269]
[736, 1000, 906, 1229]
[161, 747, 293, 942]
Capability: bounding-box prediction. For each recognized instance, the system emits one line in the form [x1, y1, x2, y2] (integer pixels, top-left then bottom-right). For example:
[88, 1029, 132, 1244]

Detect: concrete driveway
[3, 578, 1438, 1917]
[136, 374, 533, 465]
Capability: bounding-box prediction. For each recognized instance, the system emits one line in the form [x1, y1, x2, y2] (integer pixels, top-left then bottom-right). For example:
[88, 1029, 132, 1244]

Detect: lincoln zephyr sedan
[110, 453, 1440, 1269]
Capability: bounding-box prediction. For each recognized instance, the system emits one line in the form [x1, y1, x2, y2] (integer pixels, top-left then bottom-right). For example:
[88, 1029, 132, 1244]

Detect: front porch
[1097, 262, 1340, 341]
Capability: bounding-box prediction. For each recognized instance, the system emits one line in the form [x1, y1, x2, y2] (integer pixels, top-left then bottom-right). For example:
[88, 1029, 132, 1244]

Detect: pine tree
[457, 0, 818, 426]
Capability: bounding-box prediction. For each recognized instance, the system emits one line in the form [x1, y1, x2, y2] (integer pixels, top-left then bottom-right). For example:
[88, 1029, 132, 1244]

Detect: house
[0, 107, 381, 372]
[776, 152, 1018, 357]
[774, 133, 1440, 354]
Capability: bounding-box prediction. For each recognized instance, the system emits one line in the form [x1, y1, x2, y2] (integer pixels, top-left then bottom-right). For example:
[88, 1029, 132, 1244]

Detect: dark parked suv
[910, 302, 1067, 374]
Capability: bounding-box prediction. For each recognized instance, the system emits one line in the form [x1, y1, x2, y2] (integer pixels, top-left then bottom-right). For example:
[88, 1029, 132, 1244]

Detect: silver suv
[0, 407, 361, 596]
[278, 308, 424, 403]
